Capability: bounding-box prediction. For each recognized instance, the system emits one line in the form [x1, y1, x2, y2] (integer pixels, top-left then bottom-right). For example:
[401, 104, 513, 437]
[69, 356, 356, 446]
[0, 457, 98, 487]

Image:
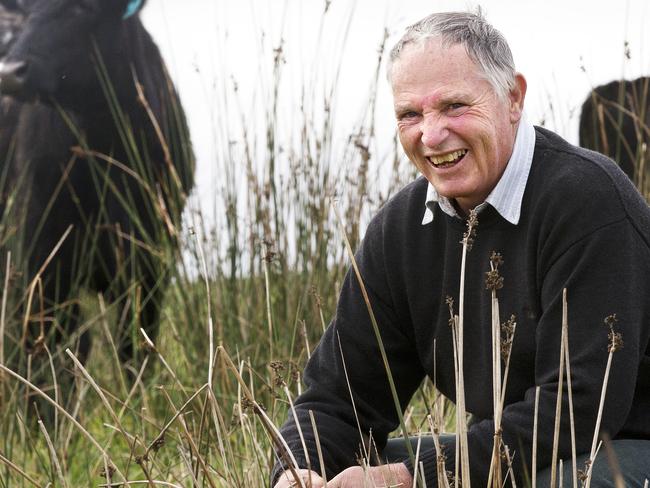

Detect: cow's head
[0, 0, 146, 105]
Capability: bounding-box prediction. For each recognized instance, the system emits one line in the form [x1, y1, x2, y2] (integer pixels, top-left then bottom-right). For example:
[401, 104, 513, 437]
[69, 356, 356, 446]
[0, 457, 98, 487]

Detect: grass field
[1, 7, 650, 488]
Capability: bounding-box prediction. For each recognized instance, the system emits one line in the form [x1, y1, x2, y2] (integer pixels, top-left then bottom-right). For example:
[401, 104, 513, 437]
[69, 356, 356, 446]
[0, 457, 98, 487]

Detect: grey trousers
[382, 436, 650, 487]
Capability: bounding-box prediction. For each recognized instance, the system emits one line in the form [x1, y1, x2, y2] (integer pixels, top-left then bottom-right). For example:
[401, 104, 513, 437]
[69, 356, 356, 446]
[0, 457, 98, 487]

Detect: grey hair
[387, 11, 516, 100]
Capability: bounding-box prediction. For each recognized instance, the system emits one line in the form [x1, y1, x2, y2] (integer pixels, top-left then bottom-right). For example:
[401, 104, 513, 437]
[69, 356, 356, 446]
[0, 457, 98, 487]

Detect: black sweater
[273, 127, 650, 486]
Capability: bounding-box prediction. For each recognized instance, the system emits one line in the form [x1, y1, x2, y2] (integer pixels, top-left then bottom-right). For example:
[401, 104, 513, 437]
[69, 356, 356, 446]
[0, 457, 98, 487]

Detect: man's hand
[273, 464, 412, 488]
[326, 464, 413, 487]
[273, 468, 325, 488]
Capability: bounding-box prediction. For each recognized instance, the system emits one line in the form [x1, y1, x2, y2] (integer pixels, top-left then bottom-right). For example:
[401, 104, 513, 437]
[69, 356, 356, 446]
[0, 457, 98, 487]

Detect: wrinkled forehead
[390, 38, 478, 79]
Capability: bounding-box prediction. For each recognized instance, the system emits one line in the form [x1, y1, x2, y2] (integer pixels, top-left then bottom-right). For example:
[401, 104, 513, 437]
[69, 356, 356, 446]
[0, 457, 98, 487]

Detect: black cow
[0, 0, 194, 371]
[579, 77, 650, 194]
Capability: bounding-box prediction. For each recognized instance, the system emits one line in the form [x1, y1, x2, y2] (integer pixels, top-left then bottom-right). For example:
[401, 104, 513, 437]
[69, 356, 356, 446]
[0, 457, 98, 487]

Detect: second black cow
[0, 0, 194, 370]
[579, 76, 650, 198]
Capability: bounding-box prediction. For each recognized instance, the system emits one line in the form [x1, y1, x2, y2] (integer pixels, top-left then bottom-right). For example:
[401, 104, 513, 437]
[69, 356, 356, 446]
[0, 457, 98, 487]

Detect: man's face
[391, 38, 526, 214]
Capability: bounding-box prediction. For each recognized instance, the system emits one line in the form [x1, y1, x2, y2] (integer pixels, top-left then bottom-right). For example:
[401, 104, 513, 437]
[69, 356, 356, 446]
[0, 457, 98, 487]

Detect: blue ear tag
[123, 0, 143, 19]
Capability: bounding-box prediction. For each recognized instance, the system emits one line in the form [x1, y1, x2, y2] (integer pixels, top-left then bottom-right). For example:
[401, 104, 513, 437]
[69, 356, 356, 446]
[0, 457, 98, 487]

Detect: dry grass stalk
[216, 345, 307, 488]
[601, 433, 625, 488]
[336, 332, 371, 461]
[532, 385, 540, 488]
[65, 348, 141, 452]
[0, 363, 126, 482]
[0, 252, 10, 381]
[561, 289, 578, 488]
[263, 239, 275, 360]
[485, 251, 506, 488]
[98, 294, 128, 398]
[38, 419, 68, 488]
[455, 209, 478, 488]
[0, 451, 41, 487]
[309, 410, 329, 488]
[550, 291, 569, 487]
[284, 385, 313, 478]
[332, 200, 419, 479]
[158, 387, 218, 488]
[98, 481, 183, 487]
[193, 228, 216, 386]
[584, 314, 623, 488]
[139, 328, 184, 391]
[427, 414, 451, 488]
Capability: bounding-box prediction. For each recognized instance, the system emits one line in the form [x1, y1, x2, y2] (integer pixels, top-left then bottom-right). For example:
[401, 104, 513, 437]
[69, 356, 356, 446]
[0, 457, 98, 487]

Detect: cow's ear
[122, 0, 144, 19]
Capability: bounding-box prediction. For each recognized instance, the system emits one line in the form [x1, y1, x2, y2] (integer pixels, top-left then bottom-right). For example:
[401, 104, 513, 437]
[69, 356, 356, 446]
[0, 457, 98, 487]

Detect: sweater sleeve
[463, 216, 650, 485]
[271, 211, 428, 485]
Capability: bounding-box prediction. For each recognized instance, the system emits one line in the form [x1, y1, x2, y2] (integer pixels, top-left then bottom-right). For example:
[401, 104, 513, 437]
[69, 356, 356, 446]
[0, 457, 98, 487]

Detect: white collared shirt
[421, 114, 536, 225]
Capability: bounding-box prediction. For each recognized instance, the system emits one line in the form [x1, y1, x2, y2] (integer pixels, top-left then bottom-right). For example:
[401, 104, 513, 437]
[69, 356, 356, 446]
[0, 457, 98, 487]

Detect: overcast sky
[141, 0, 650, 222]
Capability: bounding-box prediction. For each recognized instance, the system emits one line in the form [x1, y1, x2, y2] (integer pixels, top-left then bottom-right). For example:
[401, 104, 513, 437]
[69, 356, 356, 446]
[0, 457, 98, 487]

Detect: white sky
[141, 0, 650, 224]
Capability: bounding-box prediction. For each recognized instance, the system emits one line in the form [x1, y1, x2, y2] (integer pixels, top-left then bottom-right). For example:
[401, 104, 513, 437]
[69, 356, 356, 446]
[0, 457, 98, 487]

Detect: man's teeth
[430, 150, 467, 166]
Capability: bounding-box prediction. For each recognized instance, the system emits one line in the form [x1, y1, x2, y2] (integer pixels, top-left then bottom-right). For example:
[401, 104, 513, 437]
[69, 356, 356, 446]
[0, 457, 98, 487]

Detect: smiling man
[272, 11, 650, 487]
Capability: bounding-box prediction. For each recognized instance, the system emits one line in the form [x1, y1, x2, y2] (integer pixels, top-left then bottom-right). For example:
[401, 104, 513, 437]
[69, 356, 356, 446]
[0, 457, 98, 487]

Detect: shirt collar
[421, 113, 536, 225]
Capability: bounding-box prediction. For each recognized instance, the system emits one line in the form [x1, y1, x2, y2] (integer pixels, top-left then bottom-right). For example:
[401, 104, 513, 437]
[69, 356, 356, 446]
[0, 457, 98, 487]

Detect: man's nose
[420, 114, 448, 148]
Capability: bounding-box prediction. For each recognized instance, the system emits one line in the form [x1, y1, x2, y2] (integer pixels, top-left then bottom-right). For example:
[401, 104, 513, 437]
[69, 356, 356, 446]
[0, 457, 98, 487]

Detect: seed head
[604, 314, 624, 353]
[462, 209, 479, 251]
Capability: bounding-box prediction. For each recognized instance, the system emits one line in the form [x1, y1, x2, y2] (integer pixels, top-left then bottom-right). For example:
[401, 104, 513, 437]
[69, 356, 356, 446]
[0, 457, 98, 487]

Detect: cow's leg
[117, 255, 169, 367]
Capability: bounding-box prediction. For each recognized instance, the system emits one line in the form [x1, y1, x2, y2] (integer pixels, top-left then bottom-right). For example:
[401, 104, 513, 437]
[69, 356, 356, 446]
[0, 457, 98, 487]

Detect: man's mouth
[427, 149, 468, 168]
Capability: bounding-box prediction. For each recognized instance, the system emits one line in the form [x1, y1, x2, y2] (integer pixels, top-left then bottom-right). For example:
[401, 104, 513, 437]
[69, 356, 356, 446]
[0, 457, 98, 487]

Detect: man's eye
[399, 111, 420, 120]
[448, 103, 465, 111]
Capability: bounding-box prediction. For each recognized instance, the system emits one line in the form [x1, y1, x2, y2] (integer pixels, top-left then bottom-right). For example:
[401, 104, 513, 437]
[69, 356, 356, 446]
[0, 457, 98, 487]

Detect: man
[272, 11, 650, 487]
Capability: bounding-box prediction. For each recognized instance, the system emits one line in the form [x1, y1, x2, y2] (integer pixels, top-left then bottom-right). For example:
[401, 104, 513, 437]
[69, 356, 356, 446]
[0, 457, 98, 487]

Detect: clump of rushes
[583, 314, 623, 488]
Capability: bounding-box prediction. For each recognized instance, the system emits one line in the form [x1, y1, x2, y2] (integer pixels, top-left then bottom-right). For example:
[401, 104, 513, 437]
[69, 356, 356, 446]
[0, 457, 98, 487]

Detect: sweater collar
[421, 113, 536, 225]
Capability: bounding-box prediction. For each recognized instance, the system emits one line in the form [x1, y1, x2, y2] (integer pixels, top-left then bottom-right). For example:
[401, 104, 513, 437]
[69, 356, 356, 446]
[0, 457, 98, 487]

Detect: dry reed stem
[99, 481, 182, 487]
[139, 328, 183, 391]
[427, 415, 451, 488]
[98, 294, 128, 394]
[450, 314, 460, 487]
[65, 349, 140, 451]
[643, 478, 648, 488]
[601, 434, 625, 488]
[336, 332, 370, 461]
[0, 363, 127, 482]
[205, 387, 235, 482]
[561, 290, 578, 488]
[26, 224, 73, 298]
[284, 385, 313, 477]
[502, 444, 517, 488]
[309, 410, 329, 488]
[158, 387, 218, 488]
[193, 229, 216, 386]
[145, 383, 209, 455]
[38, 419, 68, 488]
[456, 209, 477, 488]
[584, 350, 616, 487]
[262, 240, 275, 360]
[550, 291, 568, 487]
[0, 451, 41, 487]
[216, 345, 307, 488]
[532, 386, 540, 488]
[487, 255, 502, 488]
[332, 200, 418, 475]
[0, 252, 10, 379]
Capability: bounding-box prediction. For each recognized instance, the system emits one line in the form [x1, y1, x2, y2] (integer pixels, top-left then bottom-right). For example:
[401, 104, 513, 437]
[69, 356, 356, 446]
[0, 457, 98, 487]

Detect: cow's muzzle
[0, 59, 27, 95]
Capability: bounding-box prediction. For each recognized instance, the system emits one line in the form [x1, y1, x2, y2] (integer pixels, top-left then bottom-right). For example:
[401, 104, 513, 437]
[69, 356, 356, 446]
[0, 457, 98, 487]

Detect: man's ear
[509, 73, 527, 123]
